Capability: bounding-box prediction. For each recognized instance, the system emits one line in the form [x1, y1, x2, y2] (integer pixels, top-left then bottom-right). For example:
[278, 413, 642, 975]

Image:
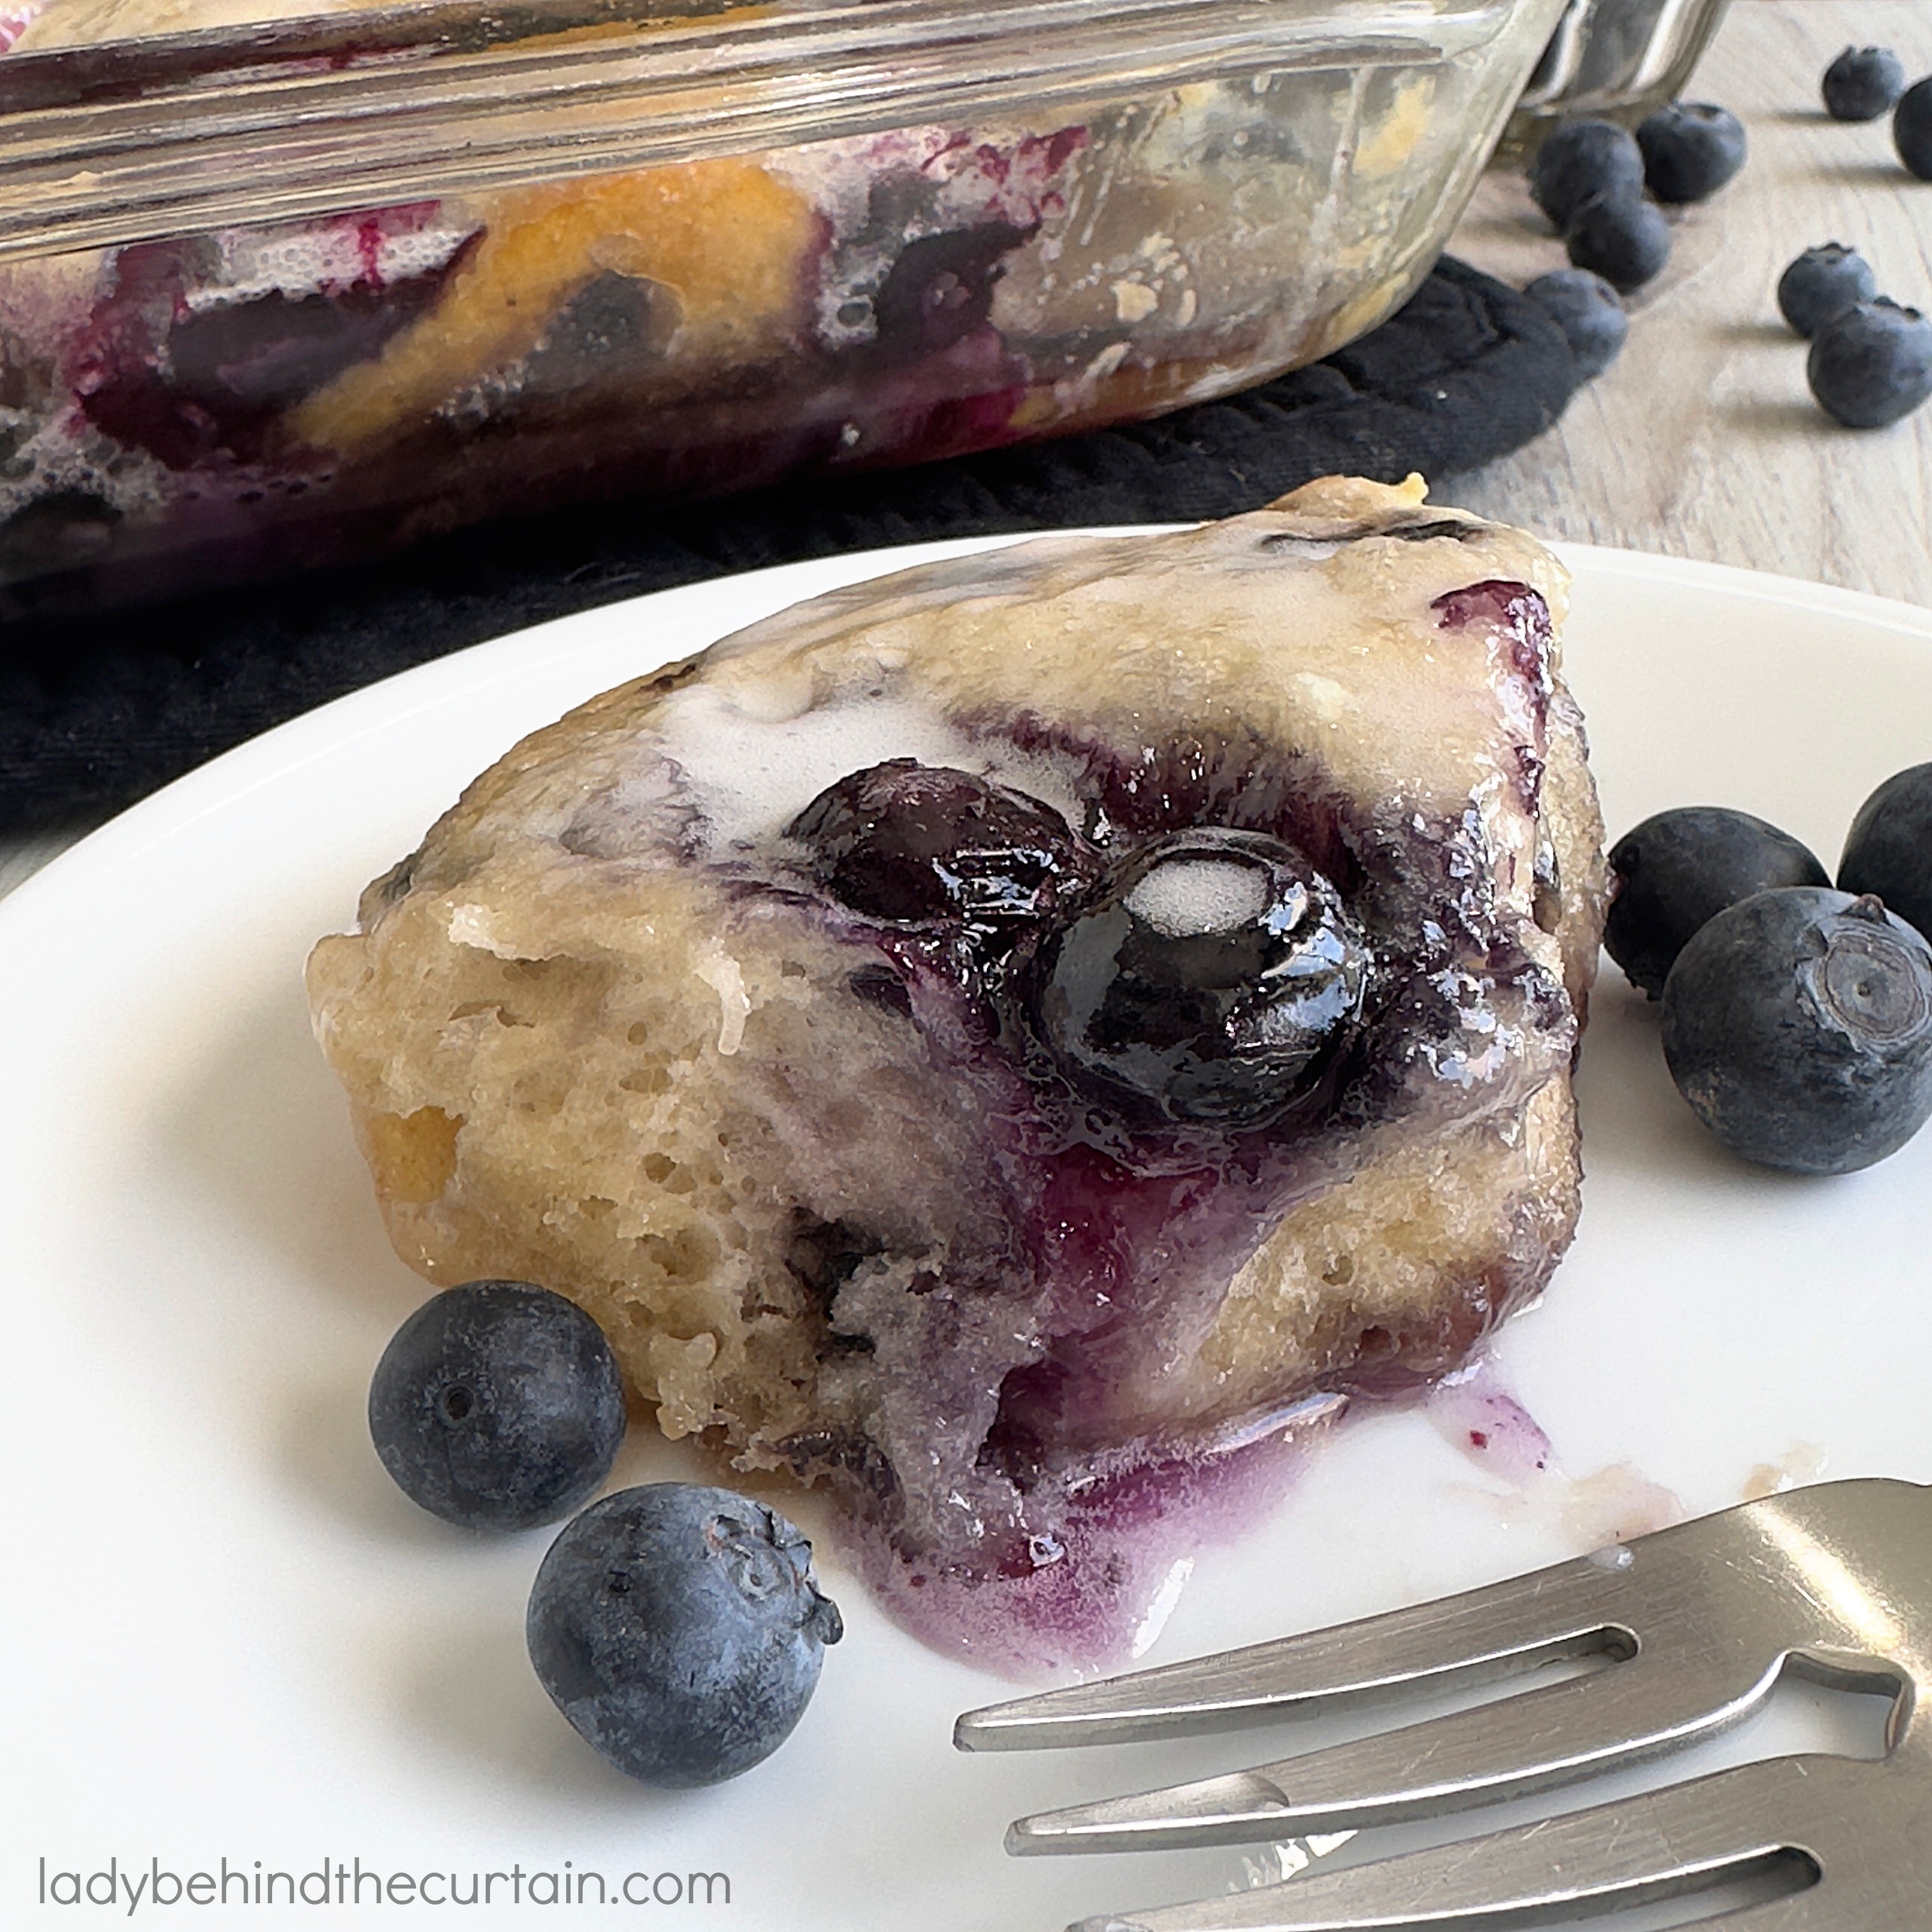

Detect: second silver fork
[956, 1476, 1932, 1930]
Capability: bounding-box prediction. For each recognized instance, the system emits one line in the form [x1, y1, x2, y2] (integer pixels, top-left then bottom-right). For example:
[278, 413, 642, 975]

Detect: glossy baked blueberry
[1897, 77, 1932, 180]
[369, 1280, 627, 1530]
[526, 1484, 842, 1786]
[1776, 244, 1879, 339]
[1636, 102, 1747, 203]
[1566, 193, 1671, 293]
[1529, 118, 1645, 231]
[1027, 828, 1369, 1126]
[1662, 889, 1932, 1174]
[1839, 763, 1932, 942]
[1822, 46, 1906, 121]
[786, 760, 1094, 939]
[1807, 299, 1932, 427]
[1605, 807, 1828, 998]
[1524, 269, 1628, 378]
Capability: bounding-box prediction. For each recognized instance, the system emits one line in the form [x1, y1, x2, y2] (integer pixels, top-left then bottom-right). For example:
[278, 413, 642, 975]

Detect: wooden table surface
[3, 0, 1926, 899]
[1445, 0, 1932, 603]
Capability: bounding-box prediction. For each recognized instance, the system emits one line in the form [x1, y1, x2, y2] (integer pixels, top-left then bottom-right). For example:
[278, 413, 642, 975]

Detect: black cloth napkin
[0, 255, 1578, 833]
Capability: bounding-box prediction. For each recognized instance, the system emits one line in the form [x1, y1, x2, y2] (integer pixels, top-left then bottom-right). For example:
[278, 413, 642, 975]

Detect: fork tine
[1057, 1754, 1818, 1931]
[1689, 1891, 1855, 1932]
[1006, 1655, 1779, 1852]
[958, 1555, 1639, 1752]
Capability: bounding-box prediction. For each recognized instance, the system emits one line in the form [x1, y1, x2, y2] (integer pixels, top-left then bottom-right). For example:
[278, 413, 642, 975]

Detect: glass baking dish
[0, 0, 1567, 612]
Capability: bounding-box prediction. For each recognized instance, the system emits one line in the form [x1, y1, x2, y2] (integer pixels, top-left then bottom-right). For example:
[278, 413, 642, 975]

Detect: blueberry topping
[1839, 763, 1932, 943]
[1662, 889, 1932, 1174]
[368, 1280, 627, 1530]
[1605, 808, 1829, 998]
[80, 235, 471, 470]
[1565, 193, 1671, 293]
[526, 1483, 841, 1786]
[1776, 244, 1879, 339]
[1822, 47, 1906, 122]
[1523, 268, 1628, 378]
[1026, 829, 1370, 1126]
[1528, 118, 1645, 231]
[1806, 299, 1932, 428]
[1896, 77, 1932, 181]
[1635, 102, 1747, 204]
[786, 760, 1095, 937]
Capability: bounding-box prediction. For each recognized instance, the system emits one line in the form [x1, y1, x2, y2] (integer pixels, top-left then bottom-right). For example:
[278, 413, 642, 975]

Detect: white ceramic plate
[6, 537, 1931, 1931]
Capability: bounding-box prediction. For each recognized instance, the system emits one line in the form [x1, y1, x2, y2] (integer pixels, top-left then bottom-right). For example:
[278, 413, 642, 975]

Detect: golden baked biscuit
[309, 477, 1606, 1667]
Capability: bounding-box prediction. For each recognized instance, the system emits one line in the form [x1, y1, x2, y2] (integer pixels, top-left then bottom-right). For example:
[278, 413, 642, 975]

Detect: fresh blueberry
[1776, 244, 1879, 338]
[1661, 889, 1932, 1174]
[1822, 46, 1906, 122]
[526, 1483, 842, 1786]
[1807, 299, 1932, 427]
[1565, 193, 1672, 293]
[1605, 808, 1829, 999]
[1897, 77, 1932, 180]
[1523, 269, 1628, 378]
[1636, 102, 1747, 203]
[1839, 763, 1932, 943]
[1026, 828, 1370, 1126]
[786, 760, 1096, 940]
[1528, 118, 1646, 231]
[368, 1280, 626, 1531]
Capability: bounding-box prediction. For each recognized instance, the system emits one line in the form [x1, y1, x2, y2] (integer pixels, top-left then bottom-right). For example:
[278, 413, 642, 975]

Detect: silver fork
[954, 1476, 1932, 1930]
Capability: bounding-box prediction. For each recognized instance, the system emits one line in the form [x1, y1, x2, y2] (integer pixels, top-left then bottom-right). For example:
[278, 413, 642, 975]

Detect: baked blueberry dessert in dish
[309, 475, 1606, 1670]
[0, 0, 1569, 608]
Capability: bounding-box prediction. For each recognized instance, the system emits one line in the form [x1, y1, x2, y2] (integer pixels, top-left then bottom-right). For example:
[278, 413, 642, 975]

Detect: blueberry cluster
[785, 761, 1372, 1131]
[1529, 119, 1664, 296]
[1604, 770, 1932, 1174]
[368, 1281, 841, 1785]
[1775, 47, 1932, 431]
[1517, 103, 1744, 382]
[1813, 44, 1932, 178]
[1776, 242, 1932, 429]
[1522, 53, 1932, 431]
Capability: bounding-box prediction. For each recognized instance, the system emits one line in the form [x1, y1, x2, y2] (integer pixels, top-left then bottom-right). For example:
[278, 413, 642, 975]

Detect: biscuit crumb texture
[309, 479, 1606, 1664]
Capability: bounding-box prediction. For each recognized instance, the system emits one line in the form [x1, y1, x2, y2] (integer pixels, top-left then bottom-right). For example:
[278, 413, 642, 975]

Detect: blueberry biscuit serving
[308, 477, 1606, 1669]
